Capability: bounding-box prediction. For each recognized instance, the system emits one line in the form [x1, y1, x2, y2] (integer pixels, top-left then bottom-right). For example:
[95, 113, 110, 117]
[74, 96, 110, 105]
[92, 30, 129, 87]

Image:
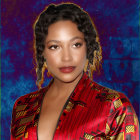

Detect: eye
[72, 42, 82, 48]
[48, 45, 59, 50]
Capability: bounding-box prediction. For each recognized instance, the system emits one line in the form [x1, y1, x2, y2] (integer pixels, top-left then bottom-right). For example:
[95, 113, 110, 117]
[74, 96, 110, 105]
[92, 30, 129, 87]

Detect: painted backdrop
[1, 0, 139, 139]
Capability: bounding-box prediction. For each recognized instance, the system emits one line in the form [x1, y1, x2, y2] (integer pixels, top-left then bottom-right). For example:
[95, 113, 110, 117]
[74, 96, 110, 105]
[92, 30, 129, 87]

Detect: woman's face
[43, 20, 87, 83]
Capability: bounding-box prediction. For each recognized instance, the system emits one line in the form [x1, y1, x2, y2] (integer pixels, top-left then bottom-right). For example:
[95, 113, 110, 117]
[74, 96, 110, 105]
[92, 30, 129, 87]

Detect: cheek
[45, 52, 60, 66]
[74, 48, 86, 64]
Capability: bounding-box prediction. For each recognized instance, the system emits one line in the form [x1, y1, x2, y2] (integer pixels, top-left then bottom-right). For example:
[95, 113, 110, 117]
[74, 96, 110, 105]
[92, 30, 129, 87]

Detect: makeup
[59, 66, 76, 73]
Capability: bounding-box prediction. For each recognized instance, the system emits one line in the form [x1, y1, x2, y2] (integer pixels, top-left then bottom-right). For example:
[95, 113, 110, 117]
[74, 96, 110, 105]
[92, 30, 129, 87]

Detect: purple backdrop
[1, 0, 140, 139]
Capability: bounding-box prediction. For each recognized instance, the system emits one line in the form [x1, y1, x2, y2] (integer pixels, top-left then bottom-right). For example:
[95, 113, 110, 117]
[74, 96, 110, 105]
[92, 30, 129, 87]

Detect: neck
[50, 72, 83, 98]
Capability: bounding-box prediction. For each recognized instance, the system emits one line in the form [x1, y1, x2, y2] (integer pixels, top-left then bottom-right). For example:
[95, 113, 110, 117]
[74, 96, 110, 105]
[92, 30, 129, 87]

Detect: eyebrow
[46, 36, 84, 44]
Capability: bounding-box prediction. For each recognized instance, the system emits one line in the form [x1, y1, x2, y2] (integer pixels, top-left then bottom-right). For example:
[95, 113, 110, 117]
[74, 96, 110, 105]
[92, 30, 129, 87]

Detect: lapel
[12, 72, 94, 139]
[53, 72, 95, 137]
[11, 79, 53, 139]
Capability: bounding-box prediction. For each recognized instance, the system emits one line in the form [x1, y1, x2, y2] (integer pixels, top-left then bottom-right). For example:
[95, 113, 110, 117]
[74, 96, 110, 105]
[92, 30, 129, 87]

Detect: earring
[87, 62, 92, 79]
[44, 62, 52, 77]
[84, 59, 92, 78]
[47, 70, 52, 77]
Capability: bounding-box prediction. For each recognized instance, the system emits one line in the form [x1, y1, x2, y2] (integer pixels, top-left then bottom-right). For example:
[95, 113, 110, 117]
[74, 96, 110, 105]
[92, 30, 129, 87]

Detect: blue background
[1, 0, 140, 139]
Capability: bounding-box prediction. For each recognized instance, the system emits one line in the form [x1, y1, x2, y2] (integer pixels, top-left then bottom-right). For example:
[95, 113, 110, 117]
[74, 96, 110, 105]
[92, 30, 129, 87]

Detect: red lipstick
[59, 66, 76, 73]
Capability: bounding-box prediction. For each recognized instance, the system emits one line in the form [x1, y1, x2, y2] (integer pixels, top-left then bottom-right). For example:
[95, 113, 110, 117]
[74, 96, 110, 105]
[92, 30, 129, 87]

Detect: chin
[61, 77, 77, 83]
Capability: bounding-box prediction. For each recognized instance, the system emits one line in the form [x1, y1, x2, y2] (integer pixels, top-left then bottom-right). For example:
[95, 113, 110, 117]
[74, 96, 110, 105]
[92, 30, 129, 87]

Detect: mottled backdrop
[1, 0, 140, 139]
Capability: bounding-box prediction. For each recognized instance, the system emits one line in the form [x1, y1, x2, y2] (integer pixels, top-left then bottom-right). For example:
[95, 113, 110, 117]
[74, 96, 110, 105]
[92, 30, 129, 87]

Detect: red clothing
[11, 72, 139, 140]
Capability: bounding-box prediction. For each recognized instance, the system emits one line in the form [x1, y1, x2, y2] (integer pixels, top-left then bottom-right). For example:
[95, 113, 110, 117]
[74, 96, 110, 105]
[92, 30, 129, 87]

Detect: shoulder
[11, 87, 47, 136]
[90, 81, 133, 110]
[11, 87, 48, 118]
[94, 84, 139, 137]
[92, 81, 126, 99]
[11, 87, 47, 118]
[13, 87, 46, 108]
[93, 82, 138, 122]
[86, 81, 139, 138]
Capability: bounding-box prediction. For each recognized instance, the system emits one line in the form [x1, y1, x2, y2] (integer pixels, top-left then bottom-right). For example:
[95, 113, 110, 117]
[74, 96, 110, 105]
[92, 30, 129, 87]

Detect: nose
[61, 46, 72, 62]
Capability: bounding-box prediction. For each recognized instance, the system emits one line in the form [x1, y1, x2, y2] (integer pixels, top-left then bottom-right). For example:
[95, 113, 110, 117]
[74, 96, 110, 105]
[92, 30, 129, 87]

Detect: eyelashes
[72, 42, 82, 48]
[48, 45, 58, 50]
[48, 42, 83, 50]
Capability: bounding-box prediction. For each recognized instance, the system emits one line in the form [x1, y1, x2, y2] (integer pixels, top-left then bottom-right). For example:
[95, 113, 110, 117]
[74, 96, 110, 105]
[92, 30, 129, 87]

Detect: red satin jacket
[11, 72, 139, 140]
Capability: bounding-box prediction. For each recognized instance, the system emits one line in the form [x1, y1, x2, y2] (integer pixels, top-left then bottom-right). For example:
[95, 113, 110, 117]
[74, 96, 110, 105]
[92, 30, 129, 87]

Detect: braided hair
[34, 3, 102, 88]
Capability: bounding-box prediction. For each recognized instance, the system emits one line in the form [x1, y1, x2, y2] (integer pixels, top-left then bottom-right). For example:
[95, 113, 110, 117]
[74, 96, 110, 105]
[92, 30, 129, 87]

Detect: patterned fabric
[11, 72, 139, 140]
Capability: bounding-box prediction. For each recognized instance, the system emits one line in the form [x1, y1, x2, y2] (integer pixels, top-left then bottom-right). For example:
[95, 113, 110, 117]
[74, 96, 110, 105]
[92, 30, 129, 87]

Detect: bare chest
[37, 96, 67, 140]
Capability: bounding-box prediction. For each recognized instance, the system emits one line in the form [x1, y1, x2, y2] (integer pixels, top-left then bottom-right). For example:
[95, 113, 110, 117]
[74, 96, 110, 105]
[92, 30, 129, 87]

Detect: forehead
[46, 20, 84, 41]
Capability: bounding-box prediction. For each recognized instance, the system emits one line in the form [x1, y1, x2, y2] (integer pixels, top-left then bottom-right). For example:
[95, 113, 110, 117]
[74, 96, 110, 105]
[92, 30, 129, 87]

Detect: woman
[11, 3, 139, 140]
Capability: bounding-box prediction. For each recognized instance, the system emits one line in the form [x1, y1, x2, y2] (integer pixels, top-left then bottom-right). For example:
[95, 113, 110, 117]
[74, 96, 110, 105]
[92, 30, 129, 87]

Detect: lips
[59, 66, 76, 73]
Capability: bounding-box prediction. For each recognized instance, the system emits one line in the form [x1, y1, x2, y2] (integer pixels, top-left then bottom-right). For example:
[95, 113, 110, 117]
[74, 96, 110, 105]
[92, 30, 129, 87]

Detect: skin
[38, 20, 87, 140]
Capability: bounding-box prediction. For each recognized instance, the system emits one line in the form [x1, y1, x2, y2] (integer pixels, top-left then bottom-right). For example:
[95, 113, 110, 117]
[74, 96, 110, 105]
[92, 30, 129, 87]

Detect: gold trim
[15, 133, 24, 139]
[30, 94, 39, 98]
[65, 101, 74, 112]
[116, 113, 126, 125]
[84, 133, 94, 140]
[16, 125, 26, 135]
[105, 123, 110, 134]
[19, 115, 34, 125]
[106, 93, 120, 100]
[114, 99, 122, 109]
[110, 132, 124, 140]
[25, 132, 28, 138]
[126, 125, 135, 133]
[16, 105, 27, 112]
[16, 111, 27, 118]
[36, 107, 41, 113]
